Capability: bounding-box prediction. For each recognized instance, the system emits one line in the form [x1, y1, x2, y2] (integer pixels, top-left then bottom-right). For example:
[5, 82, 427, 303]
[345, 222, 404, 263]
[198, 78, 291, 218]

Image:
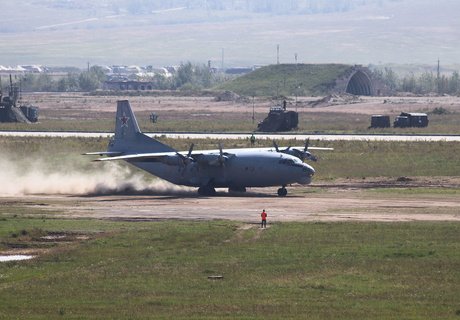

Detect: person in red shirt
[261, 209, 267, 228]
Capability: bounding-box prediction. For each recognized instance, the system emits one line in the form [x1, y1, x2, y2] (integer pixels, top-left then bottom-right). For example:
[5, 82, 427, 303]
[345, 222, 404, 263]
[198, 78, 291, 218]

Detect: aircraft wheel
[198, 186, 217, 196]
[229, 186, 246, 193]
[277, 187, 287, 197]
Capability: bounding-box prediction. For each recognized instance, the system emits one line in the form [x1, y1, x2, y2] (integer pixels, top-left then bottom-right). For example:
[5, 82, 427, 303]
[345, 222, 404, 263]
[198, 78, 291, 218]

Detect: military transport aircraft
[86, 100, 332, 196]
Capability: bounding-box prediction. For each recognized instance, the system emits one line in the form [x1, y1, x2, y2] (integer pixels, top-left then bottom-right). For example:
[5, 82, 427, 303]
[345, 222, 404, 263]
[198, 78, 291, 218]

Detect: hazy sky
[0, 0, 459, 67]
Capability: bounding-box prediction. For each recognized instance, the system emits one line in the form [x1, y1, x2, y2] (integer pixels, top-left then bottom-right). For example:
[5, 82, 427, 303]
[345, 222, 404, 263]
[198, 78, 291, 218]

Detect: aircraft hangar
[333, 65, 388, 96]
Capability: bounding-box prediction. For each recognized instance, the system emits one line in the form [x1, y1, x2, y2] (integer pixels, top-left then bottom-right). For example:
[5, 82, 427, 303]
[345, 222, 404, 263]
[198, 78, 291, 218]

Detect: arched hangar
[333, 65, 388, 96]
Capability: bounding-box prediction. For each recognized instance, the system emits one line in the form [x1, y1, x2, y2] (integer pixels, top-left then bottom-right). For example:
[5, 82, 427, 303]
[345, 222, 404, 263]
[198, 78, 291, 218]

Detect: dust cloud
[0, 157, 194, 197]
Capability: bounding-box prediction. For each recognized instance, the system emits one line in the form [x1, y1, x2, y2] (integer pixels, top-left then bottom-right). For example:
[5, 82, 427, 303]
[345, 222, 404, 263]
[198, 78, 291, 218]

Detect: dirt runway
[6, 184, 460, 223]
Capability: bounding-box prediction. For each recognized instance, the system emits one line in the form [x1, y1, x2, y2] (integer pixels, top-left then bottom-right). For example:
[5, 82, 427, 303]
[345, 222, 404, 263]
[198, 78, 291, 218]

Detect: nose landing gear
[277, 186, 287, 197]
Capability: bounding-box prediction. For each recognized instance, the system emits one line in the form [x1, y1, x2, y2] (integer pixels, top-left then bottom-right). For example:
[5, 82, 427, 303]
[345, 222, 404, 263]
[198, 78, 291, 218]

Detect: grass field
[1, 214, 459, 319]
[1, 136, 459, 319]
[2, 101, 460, 134]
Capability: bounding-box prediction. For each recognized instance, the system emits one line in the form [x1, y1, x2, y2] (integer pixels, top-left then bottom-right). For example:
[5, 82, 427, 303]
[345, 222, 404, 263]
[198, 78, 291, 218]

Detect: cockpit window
[279, 159, 296, 166]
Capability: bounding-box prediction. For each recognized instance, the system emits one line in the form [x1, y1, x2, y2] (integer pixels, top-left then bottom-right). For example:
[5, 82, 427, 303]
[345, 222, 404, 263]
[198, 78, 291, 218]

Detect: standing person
[261, 209, 267, 228]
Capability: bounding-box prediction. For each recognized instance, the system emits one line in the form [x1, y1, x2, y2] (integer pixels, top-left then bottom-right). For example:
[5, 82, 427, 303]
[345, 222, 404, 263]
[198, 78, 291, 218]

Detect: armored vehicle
[0, 75, 39, 123]
[257, 101, 298, 132]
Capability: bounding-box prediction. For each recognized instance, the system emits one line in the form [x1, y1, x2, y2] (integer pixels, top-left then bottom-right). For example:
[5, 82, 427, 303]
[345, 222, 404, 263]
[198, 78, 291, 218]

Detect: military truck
[257, 101, 298, 132]
[0, 75, 39, 123]
[393, 112, 428, 128]
[370, 115, 390, 128]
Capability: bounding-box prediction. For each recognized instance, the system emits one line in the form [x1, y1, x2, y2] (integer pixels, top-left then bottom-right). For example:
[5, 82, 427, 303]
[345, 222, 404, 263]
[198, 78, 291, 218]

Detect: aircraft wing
[93, 151, 186, 162]
[92, 149, 235, 167]
[249, 146, 334, 152]
[83, 151, 123, 156]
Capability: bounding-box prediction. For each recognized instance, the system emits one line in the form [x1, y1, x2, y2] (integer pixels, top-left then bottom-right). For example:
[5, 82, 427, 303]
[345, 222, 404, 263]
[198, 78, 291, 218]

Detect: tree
[383, 67, 399, 91]
[418, 72, 436, 94]
[153, 74, 172, 90]
[174, 62, 194, 89]
[401, 73, 416, 93]
[78, 72, 100, 92]
[35, 73, 56, 92]
[57, 73, 79, 92]
[193, 64, 213, 88]
[89, 65, 107, 83]
[171, 62, 216, 90]
[449, 71, 460, 94]
[77, 66, 106, 91]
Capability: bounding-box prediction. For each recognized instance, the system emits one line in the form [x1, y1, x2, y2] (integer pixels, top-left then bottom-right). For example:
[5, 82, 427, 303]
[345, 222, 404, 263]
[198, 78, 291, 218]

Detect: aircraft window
[279, 159, 295, 166]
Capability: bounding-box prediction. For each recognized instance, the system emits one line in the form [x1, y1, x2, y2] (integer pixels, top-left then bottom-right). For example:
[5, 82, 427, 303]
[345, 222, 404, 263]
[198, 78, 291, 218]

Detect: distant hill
[0, 0, 404, 32]
[0, 0, 459, 67]
[216, 64, 351, 96]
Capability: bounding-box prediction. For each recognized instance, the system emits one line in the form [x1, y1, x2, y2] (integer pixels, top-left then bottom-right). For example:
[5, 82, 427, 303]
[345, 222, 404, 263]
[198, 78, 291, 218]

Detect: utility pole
[437, 58, 441, 95]
[221, 48, 225, 71]
[252, 96, 255, 124]
[277, 44, 280, 64]
[295, 53, 298, 110]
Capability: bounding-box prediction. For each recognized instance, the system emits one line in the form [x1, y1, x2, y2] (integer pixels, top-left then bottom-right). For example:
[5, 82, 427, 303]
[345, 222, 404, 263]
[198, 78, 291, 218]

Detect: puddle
[41, 235, 66, 240]
[0, 255, 35, 262]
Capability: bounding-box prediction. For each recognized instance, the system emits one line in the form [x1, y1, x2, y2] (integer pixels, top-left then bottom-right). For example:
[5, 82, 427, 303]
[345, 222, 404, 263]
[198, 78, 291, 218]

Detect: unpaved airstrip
[3, 178, 460, 223]
[2, 94, 459, 224]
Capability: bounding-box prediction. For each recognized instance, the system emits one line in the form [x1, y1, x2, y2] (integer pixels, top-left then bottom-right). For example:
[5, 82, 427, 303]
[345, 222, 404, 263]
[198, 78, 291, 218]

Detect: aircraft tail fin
[114, 100, 142, 140]
[108, 100, 175, 155]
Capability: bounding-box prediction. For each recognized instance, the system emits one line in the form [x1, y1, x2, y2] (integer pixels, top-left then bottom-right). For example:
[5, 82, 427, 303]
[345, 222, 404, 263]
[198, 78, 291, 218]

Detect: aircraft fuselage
[130, 150, 314, 189]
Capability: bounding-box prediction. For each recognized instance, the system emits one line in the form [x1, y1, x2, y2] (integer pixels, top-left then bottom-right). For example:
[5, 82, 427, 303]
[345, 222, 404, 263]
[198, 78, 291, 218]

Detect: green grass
[315, 139, 460, 179]
[1, 135, 459, 318]
[216, 64, 351, 96]
[2, 106, 460, 134]
[1, 217, 459, 319]
[369, 187, 460, 195]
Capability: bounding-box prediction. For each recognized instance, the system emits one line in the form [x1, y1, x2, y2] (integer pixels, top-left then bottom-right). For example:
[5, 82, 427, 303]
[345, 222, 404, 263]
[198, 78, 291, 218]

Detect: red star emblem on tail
[119, 113, 130, 128]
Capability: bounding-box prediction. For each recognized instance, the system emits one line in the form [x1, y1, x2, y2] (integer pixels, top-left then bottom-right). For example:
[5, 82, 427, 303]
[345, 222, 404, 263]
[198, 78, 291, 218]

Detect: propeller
[273, 139, 317, 162]
[304, 138, 310, 153]
[218, 143, 226, 167]
[187, 143, 194, 158]
[176, 143, 195, 175]
[176, 143, 194, 164]
[302, 139, 317, 162]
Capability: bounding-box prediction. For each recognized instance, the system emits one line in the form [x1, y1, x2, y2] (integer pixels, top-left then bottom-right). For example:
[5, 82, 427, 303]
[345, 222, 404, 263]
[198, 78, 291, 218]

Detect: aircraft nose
[297, 163, 315, 185]
[303, 163, 315, 177]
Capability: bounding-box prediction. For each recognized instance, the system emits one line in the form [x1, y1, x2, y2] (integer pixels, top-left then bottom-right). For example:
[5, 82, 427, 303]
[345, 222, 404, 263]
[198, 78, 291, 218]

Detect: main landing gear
[228, 186, 247, 193]
[198, 185, 216, 196]
[277, 186, 287, 197]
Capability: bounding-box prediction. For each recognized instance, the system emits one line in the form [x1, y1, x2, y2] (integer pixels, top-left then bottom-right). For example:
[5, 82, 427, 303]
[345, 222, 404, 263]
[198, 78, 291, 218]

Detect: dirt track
[5, 183, 459, 223]
[26, 93, 460, 113]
